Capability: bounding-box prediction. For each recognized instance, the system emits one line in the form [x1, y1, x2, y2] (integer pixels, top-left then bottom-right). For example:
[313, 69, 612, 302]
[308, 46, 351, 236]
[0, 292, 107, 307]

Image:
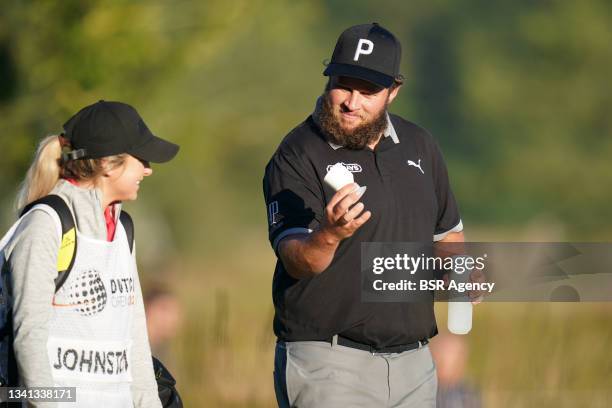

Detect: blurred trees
[1, 0, 611, 248]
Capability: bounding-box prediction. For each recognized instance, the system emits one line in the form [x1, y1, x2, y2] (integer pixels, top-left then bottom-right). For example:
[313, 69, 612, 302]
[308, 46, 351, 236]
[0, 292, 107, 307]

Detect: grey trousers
[274, 338, 437, 408]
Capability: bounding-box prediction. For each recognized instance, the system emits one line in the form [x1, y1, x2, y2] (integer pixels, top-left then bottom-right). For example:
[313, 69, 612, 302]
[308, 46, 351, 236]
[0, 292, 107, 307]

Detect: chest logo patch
[53, 269, 108, 316]
[326, 162, 362, 173]
[407, 159, 425, 175]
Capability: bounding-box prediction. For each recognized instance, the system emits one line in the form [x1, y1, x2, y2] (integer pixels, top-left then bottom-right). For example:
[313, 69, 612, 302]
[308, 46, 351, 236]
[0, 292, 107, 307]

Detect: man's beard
[318, 93, 388, 150]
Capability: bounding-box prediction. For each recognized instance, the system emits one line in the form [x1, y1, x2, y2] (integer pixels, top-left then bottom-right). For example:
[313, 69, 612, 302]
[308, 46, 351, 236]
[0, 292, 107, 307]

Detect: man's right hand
[278, 183, 371, 279]
[319, 183, 371, 243]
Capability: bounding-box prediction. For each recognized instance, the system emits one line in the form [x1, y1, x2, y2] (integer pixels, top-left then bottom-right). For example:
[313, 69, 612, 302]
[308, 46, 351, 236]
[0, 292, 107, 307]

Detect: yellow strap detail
[56, 228, 76, 272]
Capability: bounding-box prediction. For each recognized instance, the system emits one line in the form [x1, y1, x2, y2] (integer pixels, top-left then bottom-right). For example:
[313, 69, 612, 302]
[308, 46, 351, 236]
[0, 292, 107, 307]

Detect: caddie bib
[47, 215, 135, 407]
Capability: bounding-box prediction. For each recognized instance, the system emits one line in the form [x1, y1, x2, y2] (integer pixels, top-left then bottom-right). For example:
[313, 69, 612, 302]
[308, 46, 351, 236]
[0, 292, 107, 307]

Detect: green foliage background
[1, 1, 611, 406]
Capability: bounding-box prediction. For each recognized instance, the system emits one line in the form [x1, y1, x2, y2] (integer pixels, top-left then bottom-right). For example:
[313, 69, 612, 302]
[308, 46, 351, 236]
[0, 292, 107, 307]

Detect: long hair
[15, 135, 127, 212]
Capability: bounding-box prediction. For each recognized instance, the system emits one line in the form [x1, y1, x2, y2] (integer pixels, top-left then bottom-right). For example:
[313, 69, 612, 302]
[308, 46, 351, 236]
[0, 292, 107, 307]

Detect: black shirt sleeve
[263, 147, 324, 253]
[431, 140, 462, 240]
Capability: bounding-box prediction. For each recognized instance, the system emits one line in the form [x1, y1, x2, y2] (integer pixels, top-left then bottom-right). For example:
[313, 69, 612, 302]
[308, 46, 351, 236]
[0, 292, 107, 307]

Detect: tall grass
[158, 229, 612, 407]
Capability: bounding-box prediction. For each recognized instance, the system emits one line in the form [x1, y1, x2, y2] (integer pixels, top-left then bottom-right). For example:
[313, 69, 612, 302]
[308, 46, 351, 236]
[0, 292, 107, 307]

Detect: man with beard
[263, 23, 464, 407]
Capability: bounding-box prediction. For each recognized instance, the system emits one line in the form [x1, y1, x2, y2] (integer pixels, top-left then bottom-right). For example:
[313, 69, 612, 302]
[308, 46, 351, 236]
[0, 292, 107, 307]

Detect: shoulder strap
[119, 211, 135, 253]
[18, 199, 136, 291]
[20, 195, 76, 292]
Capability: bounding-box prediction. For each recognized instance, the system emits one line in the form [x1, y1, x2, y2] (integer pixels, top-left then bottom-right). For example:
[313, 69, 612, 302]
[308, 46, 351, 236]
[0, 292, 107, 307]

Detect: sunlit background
[1, 1, 611, 406]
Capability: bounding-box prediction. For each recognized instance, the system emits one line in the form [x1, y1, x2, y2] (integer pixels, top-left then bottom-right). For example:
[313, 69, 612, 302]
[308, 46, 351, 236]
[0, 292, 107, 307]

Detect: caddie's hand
[320, 183, 371, 242]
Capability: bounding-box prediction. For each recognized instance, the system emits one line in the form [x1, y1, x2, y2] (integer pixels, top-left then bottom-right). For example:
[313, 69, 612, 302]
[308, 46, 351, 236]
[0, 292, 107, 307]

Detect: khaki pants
[274, 339, 437, 408]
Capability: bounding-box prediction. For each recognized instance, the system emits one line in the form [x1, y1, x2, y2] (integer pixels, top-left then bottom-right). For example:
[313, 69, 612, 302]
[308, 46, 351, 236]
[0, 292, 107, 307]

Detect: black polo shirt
[263, 113, 462, 348]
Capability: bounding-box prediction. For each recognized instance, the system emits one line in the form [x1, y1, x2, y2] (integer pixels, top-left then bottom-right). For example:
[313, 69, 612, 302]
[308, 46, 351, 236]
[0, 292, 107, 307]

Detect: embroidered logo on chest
[326, 162, 363, 173]
[407, 159, 424, 175]
[54, 269, 107, 316]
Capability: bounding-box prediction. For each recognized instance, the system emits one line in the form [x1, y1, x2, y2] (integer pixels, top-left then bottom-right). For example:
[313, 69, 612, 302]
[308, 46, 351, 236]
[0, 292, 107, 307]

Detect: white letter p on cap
[354, 39, 374, 61]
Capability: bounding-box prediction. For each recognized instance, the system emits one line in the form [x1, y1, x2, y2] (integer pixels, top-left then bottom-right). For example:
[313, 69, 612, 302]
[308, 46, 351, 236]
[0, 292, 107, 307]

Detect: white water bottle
[447, 256, 473, 335]
[448, 301, 472, 334]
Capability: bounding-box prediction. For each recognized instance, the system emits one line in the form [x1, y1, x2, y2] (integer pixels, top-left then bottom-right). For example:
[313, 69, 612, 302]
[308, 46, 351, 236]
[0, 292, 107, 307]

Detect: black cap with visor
[323, 23, 402, 88]
[62, 100, 179, 163]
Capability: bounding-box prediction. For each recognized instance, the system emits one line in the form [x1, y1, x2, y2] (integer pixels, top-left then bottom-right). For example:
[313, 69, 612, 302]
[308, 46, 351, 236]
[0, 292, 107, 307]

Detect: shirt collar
[61, 177, 120, 241]
[312, 96, 400, 150]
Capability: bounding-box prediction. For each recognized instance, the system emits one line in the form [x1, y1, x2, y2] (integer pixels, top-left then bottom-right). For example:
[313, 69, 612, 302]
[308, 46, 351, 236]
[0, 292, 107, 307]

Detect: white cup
[323, 163, 367, 196]
[323, 163, 353, 191]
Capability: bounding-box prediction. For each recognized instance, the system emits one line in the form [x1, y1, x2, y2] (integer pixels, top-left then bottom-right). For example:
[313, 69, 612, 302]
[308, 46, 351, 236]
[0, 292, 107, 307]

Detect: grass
[153, 228, 612, 407]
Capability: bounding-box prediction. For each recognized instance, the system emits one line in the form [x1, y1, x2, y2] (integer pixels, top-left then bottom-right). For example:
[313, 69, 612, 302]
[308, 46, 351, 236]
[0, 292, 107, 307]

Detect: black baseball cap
[62, 100, 179, 163]
[323, 23, 401, 88]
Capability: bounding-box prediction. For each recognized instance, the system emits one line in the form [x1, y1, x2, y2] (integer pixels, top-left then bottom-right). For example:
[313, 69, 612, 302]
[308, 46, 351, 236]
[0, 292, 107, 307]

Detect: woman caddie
[3, 100, 178, 407]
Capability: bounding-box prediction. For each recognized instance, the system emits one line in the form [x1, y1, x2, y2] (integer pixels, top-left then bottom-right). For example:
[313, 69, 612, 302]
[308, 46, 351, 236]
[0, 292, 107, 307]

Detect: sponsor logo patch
[326, 162, 363, 173]
[407, 159, 424, 175]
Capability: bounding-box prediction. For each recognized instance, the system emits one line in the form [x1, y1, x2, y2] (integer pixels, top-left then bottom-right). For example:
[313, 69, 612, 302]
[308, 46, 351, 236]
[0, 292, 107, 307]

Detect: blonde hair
[16, 135, 127, 212]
